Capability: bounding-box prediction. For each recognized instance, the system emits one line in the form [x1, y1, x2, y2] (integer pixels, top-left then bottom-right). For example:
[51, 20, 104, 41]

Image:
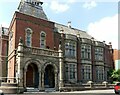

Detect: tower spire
[18, 0, 48, 20]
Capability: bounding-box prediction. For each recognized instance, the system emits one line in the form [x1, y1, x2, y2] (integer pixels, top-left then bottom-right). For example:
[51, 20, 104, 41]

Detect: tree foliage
[108, 69, 120, 82]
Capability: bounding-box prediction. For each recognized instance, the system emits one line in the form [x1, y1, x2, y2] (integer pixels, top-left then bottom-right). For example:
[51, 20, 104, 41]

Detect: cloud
[87, 14, 118, 49]
[49, 0, 70, 13]
[1, 22, 9, 28]
[67, 0, 77, 3]
[48, 0, 77, 13]
[0, 0, 20, 2]
[83, 1, 97, 9]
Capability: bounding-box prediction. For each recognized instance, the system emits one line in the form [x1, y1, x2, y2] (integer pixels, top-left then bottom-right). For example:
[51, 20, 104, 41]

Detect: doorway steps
[25, 87, 56, 93]
[45, 88, 56, 92]
[26, 87, 39, 92]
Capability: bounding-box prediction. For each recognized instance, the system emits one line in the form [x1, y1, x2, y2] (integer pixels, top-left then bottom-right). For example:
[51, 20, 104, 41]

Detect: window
[70, 64, 75, 79]
[96, 66, 104, 80]
[95, 47, 103, 61]
[25, 28, 32, 47]
[81, 44, 91, 59]
[65, 41, 76, 58]
[81, 65, 91, 80]
[40, 32, 46, 48]
[65, 43, 69, 56]
[65, 64, 69, 81]
[65, 64, 76, 80]
[9, 31, 13, 52]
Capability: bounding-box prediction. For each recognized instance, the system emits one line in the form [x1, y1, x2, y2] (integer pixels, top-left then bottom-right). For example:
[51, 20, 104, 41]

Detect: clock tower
[18, 0, 48, 20]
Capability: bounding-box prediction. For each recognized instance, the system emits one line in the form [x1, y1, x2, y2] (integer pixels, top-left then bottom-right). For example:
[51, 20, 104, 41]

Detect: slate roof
[55, 23, 95, 40]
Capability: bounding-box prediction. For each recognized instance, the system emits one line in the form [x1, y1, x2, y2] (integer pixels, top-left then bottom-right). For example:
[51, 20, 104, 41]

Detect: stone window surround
[95, 47, 103, 61]
[81, 44, 91, 59]
[8, 30, 13, 54]
[81, 65, 92, 80]
[40, 31, 46, 48]
[65, 63, 77, 82]
[96, 66, 104, 81]
[65, 40, 76, 58]
[25, 28, 33, 47]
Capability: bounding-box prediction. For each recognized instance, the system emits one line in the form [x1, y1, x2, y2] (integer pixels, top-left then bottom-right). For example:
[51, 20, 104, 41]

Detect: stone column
[17, 37, 24, 88]
[41, 72, 45, 91]
[59, 44, 64, 90]
[23, 69, 26, 89]
[39, 71, 42, 91]
[55, 72, 58, 90]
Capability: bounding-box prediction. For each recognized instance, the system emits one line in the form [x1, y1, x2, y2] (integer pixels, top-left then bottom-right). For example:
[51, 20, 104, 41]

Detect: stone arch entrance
[26, 63, 39, 88]
[41, 62, 59, 90]
[44, 64, 55, 88]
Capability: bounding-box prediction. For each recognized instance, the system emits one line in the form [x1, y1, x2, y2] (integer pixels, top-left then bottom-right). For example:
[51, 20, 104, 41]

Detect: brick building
[0, 0, 114, 93]
[0, 27, 9, 78]
[113, 49, 120, 70]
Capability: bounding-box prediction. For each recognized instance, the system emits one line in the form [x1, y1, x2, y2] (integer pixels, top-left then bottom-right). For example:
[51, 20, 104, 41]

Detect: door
[26, 65, 34, 87]
[26, 63, 39, 88]
[44, 65, 55, 88]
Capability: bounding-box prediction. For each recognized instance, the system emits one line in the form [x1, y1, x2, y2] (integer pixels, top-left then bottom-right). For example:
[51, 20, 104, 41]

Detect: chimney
[109, 42, 112, 49]
[67, 21, 71, 28]
[103, 41, 106, 46]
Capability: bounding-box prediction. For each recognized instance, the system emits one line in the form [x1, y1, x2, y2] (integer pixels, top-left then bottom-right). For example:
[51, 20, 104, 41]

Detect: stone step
[25, 87, 56, 92]
[26, 87, 39, 92]
[45, 88, 56, 92]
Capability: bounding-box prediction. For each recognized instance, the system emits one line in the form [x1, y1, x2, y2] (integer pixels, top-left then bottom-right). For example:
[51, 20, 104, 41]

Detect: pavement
[5, 89, 116, 95]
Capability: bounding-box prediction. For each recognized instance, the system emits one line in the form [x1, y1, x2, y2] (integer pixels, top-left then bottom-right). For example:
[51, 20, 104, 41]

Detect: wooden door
[26, 65, 34, 87]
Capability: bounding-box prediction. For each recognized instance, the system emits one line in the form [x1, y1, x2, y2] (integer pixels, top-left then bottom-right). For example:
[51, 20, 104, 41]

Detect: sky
[0, 0, 118, 49]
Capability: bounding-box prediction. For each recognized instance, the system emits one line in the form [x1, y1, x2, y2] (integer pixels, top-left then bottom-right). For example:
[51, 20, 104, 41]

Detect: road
[5, 89, 116, 95]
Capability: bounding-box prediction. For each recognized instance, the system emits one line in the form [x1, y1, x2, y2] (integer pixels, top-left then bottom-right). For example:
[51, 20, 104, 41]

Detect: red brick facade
[113, 49, 120, 60]
[0, 27, 9, 78]
[0, 1, 114, 92]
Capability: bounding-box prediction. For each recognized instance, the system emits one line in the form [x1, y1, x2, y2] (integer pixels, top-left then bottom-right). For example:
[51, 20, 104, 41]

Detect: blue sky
[0, 0, 118, 49]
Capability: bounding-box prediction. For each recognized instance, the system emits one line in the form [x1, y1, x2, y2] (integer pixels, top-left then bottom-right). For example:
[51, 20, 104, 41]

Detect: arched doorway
[26, 63, 39, 88]
[44, 64, 55, 88]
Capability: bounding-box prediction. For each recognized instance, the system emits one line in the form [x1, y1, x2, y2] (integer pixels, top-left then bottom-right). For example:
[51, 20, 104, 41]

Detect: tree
[109, 69, 120, 82]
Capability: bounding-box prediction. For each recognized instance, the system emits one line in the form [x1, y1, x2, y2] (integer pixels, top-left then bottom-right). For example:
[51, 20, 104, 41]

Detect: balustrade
[23, 47, 59, 57]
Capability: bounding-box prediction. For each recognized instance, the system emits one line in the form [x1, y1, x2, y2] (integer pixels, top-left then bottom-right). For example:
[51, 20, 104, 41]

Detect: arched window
[40, 31, 46, 48]
[25, 28, 33, 47]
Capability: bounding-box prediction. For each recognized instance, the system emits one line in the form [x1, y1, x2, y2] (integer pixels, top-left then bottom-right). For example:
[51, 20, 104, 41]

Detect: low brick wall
[60, 81, 115, 92]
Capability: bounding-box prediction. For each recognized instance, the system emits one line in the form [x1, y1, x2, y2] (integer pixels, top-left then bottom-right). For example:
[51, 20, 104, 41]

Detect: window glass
[81, 44, 91, 59]
[40, 32, 46, 48]
[95, 47, 103, 61]
[96, 66, 104, 80]
[65, 64, 76, 80]
[25, 28, 32, 47]
[81, 65, 91, 80]
[65, 41, 76, 58]
[70, 64, 75, 79]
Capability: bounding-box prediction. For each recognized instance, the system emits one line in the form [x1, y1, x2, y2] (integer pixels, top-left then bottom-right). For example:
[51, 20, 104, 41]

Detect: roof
[55, 23, 94, 40]
[18, 0, 48, 20]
